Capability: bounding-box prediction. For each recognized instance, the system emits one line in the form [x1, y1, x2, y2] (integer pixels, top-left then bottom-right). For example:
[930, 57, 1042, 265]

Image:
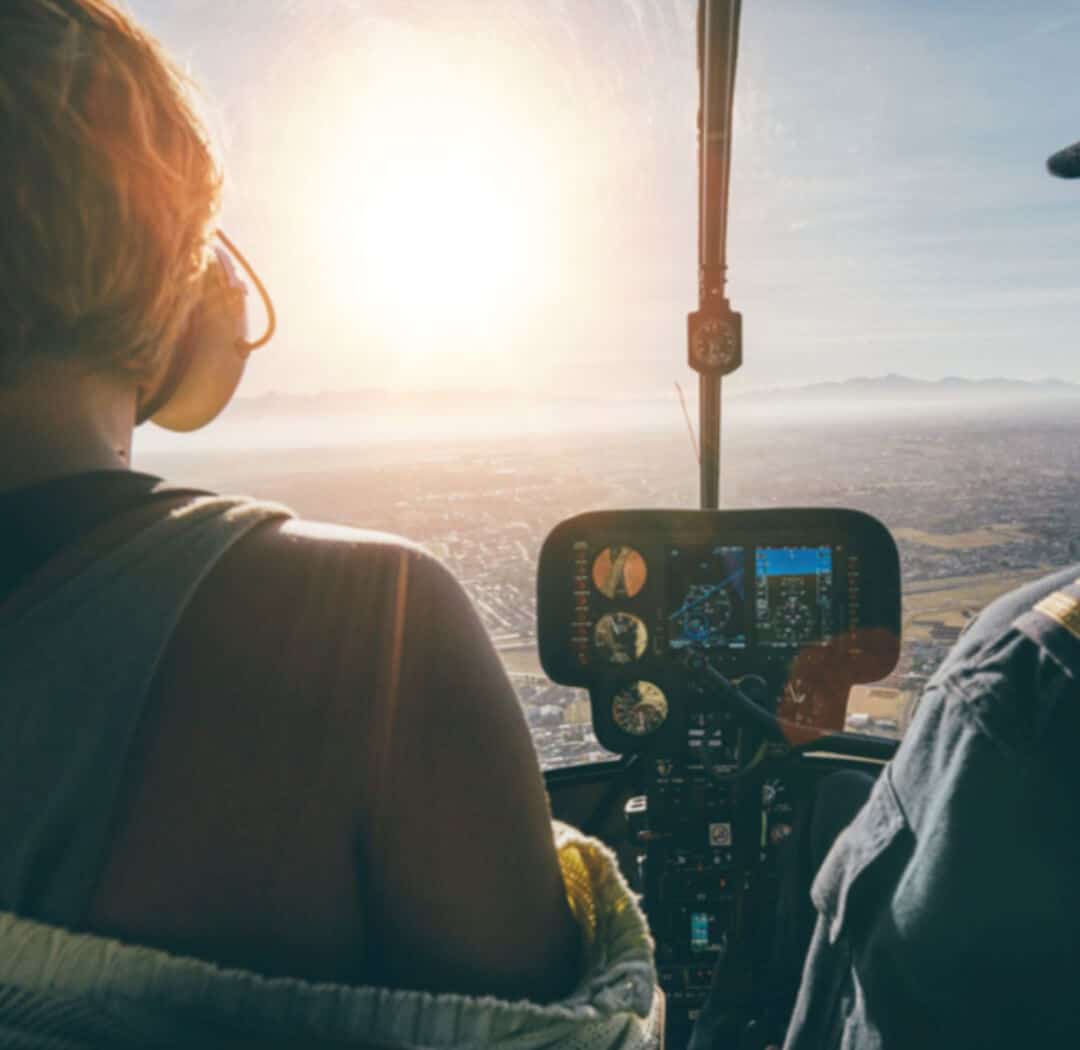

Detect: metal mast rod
[694, 0, 741, 509]
[700, 378, 721, 508]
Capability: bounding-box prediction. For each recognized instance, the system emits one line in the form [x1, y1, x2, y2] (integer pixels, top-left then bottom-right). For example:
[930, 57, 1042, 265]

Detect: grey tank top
[0, 495, 291, 926]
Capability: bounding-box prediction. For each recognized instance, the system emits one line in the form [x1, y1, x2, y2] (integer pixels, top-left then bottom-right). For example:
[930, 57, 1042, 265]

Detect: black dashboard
[539, 508, 901, 751]
[537, 509, 902, 1047]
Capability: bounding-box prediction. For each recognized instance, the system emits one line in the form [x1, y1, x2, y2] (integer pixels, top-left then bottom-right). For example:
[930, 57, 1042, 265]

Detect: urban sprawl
[160, 414, 1080, 769]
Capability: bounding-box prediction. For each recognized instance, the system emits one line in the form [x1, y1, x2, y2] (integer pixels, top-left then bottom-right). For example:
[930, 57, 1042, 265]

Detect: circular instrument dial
[592, 546, 648, 599]
[593, 612, 648, 664]
[611, 681, 669, 737]
[689, 314, 740, 371]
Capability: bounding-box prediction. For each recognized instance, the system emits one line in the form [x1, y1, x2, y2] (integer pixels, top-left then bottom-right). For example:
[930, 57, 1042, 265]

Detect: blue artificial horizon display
[756, 546, 832, 578]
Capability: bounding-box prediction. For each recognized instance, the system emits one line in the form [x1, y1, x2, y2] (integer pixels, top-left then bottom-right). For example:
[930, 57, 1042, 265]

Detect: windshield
[134, 2, 1080, 766]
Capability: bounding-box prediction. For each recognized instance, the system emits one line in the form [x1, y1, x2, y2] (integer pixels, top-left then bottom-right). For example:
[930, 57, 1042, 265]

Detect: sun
[311, 27, 562, 369]
[355, 154, 535, 321]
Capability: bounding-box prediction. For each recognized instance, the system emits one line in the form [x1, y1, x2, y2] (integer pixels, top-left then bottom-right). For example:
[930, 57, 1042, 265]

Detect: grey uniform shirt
[785, 565, 1080, 1049]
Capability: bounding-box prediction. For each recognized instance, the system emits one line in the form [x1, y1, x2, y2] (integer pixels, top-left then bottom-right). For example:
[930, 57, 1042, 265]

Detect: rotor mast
[690, 0, 743, 509]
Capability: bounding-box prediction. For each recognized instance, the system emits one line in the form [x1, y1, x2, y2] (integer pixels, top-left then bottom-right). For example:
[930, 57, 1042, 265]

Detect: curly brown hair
[0, 0, 222, 383]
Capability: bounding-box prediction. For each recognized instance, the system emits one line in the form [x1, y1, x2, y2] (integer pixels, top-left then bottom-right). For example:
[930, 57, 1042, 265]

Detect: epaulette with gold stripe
[1015, 578, 1080, 673]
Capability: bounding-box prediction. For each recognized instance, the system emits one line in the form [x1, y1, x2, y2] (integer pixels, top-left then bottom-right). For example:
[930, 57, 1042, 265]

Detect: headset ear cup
[148, 251, 251, 432]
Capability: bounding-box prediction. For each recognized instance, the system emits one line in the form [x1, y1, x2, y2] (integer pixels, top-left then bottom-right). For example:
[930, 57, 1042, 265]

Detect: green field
[500, 646, 545, 675]
[902, 567, 1051, 641]
[893, 524, 1031, 550]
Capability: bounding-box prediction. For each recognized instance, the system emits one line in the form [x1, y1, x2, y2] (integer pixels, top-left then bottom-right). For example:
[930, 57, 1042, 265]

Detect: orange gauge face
[592, 545, 648, 599]
[593, 612, 649, 664]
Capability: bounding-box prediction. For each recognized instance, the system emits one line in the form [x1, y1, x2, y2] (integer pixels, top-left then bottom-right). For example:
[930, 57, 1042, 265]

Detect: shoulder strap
[0, 495, 292, 923]
[0, 483, 204, 630]
[1014, 576, 1080, 679]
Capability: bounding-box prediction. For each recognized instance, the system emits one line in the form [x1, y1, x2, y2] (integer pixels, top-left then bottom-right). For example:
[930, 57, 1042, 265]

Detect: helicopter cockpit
[4, 0, 1080, 1048]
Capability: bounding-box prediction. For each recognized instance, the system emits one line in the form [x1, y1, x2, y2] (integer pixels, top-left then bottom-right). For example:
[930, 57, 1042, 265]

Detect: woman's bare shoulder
[189, 511, 476, 722]
[214, 513, 454, 599]
[261, 515, 429, 560]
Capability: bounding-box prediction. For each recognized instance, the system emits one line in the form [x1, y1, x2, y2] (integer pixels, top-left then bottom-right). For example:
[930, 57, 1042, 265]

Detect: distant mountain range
[229, 387, 553, 417]
[231, 375, 1080, 416]
[142, 374, 1080, 455]
[733, 374, 1080, 403]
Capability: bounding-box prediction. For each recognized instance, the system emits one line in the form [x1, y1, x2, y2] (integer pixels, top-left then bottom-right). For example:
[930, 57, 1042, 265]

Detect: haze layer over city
[139, 383, 1078, 768]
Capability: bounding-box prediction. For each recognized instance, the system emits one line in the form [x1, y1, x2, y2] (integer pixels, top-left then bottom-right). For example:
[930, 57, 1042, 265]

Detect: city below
[141, 402, 1080, 769]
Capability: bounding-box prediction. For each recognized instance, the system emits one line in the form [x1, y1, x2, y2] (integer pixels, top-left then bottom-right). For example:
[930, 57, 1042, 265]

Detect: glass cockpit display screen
[572, 541, 841, 669]
[754, 546, 834, 648]
[539, 509, 902, 701]
[667, 545, 748, 653]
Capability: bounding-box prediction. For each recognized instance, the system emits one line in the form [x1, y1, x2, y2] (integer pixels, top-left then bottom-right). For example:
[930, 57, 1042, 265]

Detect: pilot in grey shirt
[784, 562, 1080, 1048]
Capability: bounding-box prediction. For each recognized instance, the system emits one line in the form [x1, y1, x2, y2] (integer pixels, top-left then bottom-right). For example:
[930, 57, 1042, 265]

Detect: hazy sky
[130, 0, 1080, 397]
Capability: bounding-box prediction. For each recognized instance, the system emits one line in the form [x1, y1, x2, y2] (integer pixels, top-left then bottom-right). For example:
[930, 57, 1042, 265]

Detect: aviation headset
[136, 231, 275, 432]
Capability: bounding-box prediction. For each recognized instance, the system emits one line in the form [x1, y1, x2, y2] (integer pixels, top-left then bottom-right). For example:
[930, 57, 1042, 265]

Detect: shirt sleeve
[788, 626, 1080, 1049]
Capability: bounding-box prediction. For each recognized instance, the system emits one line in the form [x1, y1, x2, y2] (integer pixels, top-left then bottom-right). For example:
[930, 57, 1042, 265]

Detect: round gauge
[689, 314, 740, 372]
[592, 546, 648, 599]
[612, 681, 669, 737]
[593, 612, 648, 663]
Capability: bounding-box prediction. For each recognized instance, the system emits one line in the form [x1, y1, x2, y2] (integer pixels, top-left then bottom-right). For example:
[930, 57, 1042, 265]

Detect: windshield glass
[134, 2, 1080, 766]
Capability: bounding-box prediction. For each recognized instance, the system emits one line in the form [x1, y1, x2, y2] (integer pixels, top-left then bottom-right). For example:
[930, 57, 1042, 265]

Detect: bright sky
[130, 0, 1080, 397]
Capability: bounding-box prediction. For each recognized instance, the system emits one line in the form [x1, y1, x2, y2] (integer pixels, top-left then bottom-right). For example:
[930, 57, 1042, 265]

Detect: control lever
[704, 662, 785, 742]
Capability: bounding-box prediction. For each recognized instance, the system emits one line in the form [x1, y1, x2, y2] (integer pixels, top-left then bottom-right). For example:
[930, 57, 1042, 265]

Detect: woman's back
[1, 470, 580, 999]
[0, 0, 643, 1026]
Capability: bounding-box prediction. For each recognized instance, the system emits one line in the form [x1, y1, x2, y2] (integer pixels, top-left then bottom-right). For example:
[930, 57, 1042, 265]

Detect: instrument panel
[540, 509, 901, 1044]
[538, 508, 901, 750]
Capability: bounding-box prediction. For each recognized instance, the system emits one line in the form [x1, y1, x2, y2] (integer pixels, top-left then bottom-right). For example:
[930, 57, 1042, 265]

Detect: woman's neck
[0, 362, 136, 493]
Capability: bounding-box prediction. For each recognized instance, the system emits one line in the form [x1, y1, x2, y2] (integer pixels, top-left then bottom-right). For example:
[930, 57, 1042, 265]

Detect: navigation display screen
[754, 546, 834, 648]
[667, 545, 748, 653]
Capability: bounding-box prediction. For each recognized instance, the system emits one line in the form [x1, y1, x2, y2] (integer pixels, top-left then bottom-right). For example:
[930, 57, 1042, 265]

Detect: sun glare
[355, 156, 535, 320]
[310, 26, 562, 375]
